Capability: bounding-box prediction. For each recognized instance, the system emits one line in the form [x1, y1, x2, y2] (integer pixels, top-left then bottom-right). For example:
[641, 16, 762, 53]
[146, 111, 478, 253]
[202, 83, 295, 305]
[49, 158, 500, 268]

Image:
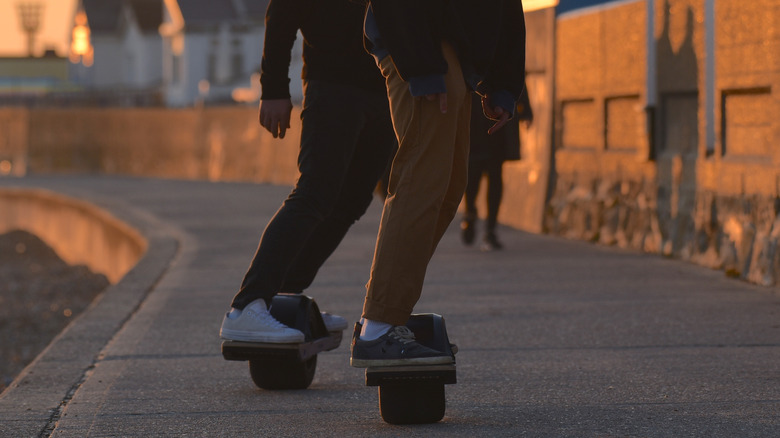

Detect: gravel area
[0, 230, 109, 393]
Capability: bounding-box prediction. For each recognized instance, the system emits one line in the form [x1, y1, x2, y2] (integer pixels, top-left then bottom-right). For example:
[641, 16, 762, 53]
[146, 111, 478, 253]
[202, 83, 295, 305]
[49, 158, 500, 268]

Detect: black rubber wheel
[378, 383, 446, 424]
[248, 355, 317, 390]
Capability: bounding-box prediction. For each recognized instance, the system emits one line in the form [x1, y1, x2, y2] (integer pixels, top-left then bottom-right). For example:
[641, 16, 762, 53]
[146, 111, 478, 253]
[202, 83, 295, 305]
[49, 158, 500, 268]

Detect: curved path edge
[0, 186, 182, 438]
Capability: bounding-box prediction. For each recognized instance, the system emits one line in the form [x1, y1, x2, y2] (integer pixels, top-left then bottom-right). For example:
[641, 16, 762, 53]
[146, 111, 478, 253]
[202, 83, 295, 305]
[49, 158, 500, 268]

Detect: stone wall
[550, 0, 658, 250]
[1, 106, 300, 186]
[0, 110, 28, 177]
[547, 0, 780, 287]
[696, 0, 780, 285]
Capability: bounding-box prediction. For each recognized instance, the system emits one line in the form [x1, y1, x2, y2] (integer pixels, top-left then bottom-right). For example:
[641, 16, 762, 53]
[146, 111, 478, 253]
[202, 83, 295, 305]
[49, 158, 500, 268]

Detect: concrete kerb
[0, 188, 147, 283]
[0, 187, 183, 437]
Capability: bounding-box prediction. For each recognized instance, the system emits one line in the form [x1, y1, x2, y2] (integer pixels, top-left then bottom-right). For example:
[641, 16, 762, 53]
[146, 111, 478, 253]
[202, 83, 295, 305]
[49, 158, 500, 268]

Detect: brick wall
[0, 110, 28, 177]
[547, 0, 780, 286]
[550, 0, 659, 251]
[0, 106, 300, 186]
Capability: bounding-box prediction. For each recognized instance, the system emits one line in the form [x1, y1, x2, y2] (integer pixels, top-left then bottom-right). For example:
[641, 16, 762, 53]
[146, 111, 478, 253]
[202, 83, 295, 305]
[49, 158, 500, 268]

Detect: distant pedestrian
[220, 0, 396, 343]
[461, 86, 533, 251]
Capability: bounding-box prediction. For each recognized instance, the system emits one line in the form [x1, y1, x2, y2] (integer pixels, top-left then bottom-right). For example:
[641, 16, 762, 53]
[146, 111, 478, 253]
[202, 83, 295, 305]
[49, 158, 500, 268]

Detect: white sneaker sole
[220, 329, 304, 344]
[350, 355, 453, 368]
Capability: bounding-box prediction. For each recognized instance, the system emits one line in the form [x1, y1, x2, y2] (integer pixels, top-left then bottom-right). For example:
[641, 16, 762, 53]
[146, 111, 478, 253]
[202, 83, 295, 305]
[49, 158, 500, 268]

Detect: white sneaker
[220, 299, 304, 343]
[320, 312, 348, 332]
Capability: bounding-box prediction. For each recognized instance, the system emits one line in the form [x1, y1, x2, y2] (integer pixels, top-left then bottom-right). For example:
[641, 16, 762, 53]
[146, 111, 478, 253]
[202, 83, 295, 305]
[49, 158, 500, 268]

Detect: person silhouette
[461, 85, 533, 251]
[350, 0, 528, 367]
[220, 0, 396, 343]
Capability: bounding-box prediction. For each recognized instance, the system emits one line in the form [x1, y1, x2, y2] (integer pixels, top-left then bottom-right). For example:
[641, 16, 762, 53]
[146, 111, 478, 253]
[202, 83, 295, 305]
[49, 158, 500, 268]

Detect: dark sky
[557, 0, 628, 15]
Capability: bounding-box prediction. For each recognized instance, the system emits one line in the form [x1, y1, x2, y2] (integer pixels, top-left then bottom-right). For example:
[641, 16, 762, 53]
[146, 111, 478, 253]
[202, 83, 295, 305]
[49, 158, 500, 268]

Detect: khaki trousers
[363, 43, 471, 326]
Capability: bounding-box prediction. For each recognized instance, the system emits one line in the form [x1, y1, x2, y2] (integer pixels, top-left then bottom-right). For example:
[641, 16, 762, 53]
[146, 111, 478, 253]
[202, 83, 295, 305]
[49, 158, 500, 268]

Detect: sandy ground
[0, 230, 109, 393]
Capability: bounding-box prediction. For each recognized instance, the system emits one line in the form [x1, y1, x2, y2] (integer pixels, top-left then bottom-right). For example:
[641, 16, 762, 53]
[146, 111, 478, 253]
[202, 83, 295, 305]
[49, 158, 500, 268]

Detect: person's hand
[482, 96, 511, 135]
[424, 93, 448, 114]
[259, 98, 293, 139]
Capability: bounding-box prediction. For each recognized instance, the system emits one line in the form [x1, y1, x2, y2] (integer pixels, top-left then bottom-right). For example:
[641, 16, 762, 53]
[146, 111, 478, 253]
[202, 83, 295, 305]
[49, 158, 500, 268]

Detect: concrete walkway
[1, 175, 778, 437]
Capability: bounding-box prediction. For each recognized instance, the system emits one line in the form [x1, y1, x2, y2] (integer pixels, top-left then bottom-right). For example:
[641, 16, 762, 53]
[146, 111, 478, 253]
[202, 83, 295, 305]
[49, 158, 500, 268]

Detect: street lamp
[17, 2, 44, 57]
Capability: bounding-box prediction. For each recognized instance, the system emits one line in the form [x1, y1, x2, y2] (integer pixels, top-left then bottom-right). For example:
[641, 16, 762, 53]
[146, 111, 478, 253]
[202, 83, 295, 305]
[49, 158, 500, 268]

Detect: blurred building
[159, 0, 277, 107]
[73, 0, 165, 106]
[79, 0, 306, 107]
[0, 50, 74, 106]
[0, 0, 74, 106]
[0, 0, 302, 107]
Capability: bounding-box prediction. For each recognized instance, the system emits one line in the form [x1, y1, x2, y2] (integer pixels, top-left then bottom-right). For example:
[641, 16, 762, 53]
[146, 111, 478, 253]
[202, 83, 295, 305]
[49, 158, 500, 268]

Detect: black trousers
[463, 155, 504, 233]
[231, 80, 396, 309]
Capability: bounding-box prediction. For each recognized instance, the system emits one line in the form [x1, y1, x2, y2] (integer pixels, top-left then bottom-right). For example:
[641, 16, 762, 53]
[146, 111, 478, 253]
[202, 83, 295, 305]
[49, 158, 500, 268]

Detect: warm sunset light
[0, 0, 77, 57]
[160, 0, 185, 55]
[0, 160, 12, 175]
[523, 0, 559, 12]
[69, 9, 93, 66]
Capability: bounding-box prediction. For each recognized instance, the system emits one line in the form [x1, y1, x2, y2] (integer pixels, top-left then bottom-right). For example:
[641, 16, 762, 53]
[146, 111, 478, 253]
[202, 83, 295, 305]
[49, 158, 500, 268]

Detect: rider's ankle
[360, 319, 392, 341]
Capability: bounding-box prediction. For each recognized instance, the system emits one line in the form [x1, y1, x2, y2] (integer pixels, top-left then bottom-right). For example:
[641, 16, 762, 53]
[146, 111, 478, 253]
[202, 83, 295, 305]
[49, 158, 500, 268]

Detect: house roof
[82, 0, 123, 34]
[82, 0, 163, 34]
[175, 0, 267, 25]
[129, 0, 164, 31]
[82, 0, 265, 36]
[176, 0, 238, 23]
[241, 0, 270, 21]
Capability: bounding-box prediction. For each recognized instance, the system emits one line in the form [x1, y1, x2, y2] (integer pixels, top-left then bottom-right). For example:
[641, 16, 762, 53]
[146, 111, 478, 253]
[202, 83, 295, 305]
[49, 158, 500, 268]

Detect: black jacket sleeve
[478, 0, 526, 102]
[260, 0, 301, 100]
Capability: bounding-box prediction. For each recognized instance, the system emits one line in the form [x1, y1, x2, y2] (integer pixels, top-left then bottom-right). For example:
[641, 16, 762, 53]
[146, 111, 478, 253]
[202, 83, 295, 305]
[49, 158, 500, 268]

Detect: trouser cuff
[362, 298, 412, 327]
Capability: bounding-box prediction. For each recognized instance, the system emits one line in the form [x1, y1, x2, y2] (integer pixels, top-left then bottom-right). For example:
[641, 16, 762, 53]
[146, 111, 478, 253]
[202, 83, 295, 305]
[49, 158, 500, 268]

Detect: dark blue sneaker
[350, 326, 454, 367]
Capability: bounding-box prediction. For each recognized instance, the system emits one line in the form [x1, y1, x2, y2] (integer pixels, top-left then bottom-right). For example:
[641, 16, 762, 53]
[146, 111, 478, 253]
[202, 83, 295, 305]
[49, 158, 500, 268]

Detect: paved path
[1, 175, 779, 437]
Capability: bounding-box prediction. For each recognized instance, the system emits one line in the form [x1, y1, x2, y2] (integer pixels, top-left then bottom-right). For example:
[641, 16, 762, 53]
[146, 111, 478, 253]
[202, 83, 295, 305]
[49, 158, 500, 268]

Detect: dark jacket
[365, 0, 526, 113]
[260, 0, 386, 99]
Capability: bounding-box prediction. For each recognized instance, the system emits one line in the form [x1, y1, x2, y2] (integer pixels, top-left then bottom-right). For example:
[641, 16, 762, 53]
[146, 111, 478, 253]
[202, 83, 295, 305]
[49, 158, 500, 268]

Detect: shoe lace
[388, 326, 416, 344]
[247, 308, 288, 330]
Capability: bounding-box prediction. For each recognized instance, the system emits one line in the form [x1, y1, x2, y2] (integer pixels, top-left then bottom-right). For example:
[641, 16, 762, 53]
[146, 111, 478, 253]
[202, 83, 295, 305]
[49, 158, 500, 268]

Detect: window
[208, 38, 218, 82]
[232, 38, 243, 82]
[172, 54, 182, 85]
